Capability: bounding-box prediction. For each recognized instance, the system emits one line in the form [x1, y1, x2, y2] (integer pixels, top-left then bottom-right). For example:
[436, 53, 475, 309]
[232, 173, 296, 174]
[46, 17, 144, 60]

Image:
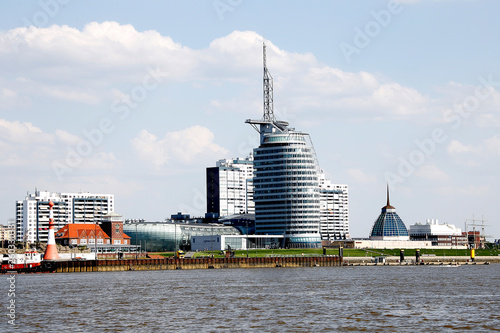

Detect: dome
[369, 186, 409, 240]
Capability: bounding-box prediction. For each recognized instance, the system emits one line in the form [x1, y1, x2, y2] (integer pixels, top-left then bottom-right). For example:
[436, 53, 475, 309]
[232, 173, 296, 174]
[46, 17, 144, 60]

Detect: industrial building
[15, 190, 114, 243]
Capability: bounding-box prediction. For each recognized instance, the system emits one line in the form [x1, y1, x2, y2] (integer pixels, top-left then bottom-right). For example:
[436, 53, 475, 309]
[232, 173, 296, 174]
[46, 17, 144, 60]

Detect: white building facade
[15, 190, 114, 243]
[206, 155, 254, 218]
[319, 173, 349, 240]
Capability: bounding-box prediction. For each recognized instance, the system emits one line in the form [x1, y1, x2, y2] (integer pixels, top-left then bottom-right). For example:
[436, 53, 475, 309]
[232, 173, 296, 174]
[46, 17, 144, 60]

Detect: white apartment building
[319, 173, 349, 240]
[15, 190, 114, 243]
[206, 155, 254, 218]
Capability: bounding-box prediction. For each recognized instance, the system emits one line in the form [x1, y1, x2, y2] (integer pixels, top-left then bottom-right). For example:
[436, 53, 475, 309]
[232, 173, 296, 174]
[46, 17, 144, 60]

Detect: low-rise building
[55, 212, 132, 252]
[409, 219, 467, 247]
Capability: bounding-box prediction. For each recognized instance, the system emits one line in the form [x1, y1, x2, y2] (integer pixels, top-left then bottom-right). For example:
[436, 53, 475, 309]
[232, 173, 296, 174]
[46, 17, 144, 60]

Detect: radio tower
[262, 42, 275, 123]
[246, 42, 289, 136]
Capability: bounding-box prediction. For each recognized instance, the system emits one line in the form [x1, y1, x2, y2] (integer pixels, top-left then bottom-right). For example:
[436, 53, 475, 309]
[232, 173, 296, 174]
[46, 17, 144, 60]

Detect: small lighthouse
[43, 200, 60, 260]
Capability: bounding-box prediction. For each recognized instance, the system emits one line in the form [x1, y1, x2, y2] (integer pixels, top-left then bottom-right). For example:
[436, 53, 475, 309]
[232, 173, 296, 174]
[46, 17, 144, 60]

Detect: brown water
[2, 265, 499, 332]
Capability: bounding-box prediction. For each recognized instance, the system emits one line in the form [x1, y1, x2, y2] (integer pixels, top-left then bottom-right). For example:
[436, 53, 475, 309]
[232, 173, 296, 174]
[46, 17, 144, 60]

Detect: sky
[0, 0, 499, 240]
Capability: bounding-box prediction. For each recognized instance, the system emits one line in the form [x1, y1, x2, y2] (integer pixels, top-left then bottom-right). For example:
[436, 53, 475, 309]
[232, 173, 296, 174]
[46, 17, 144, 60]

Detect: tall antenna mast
[263, 42, 275, 122]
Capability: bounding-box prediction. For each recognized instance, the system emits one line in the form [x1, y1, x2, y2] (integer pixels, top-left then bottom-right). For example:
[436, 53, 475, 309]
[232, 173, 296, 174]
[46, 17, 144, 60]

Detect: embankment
[49, 255, 342, 273]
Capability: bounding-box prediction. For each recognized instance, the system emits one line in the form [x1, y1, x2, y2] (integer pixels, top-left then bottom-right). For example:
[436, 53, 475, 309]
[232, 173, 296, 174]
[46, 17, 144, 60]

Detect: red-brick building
[55, 212, 131, 249]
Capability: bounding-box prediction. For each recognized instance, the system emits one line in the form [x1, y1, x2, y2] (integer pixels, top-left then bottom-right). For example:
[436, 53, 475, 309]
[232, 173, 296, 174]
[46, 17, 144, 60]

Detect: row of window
[255, 148, 312, 155]
[255, 169, 317, 175]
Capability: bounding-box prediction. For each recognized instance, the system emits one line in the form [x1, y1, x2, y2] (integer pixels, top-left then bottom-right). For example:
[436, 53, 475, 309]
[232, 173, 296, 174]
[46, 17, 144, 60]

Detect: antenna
[263, 42, 275, 122]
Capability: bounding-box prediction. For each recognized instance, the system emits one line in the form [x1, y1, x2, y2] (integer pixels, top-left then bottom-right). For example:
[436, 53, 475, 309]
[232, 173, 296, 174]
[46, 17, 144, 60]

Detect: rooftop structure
[369, 186, 409, 241]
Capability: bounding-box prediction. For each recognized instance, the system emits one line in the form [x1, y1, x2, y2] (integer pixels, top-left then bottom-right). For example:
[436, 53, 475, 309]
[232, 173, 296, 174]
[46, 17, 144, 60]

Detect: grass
[150, 247, 500, 258]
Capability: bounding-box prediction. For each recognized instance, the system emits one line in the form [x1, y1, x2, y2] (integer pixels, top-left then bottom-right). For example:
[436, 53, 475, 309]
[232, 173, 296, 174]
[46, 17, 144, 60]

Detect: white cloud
[0, 118, 118, 175]
[447, 140, 474, 155]
[436, 185, 489, 196]
[415, 164, 449, 181]
[447, 136, 500, 156]
[0, 118, 52, 144]
[131, 126, 228, 169]
[0, 23, 433, 122]
[346, 168, 377, 184]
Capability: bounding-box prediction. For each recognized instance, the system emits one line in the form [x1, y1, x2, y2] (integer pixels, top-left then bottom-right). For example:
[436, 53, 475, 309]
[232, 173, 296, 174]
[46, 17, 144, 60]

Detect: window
[114, 240, 121, 245]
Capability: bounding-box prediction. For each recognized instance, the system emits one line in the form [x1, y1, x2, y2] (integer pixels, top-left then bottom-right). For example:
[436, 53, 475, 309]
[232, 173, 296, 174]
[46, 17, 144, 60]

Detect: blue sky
[1, 0, 499, 240]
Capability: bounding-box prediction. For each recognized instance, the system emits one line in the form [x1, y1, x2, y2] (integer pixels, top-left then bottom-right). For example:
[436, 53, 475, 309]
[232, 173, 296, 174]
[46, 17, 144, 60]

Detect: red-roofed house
[55, 224, 110, 247]
[55, 212, 131, 249]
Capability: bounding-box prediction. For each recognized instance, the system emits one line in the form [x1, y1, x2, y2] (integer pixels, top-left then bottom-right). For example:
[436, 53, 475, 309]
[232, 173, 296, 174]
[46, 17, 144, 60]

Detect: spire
[387, 183, 390, 207]
[262, 41, 275, 122]
[383, 184, 395, 210]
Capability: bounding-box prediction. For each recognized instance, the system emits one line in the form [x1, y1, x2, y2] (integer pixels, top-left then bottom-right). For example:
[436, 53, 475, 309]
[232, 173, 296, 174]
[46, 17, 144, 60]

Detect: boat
[442, 263, 461, 267]
[1, 249, 42, 273]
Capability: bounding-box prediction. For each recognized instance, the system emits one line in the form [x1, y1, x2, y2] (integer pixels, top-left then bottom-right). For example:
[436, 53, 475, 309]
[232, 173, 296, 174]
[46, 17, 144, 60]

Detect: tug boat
[1, 249, 42, 273]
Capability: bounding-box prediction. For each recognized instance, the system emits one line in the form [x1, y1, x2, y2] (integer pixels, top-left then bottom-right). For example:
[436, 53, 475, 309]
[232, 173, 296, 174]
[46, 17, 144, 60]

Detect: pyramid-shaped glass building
[369, 186, 409, 241]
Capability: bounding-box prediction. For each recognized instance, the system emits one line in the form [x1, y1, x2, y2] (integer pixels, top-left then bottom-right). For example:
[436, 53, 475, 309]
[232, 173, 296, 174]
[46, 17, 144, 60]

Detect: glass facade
[253, 132, 321, 247]
[123, 222, 240, 252]
[370, 209, 409, 238]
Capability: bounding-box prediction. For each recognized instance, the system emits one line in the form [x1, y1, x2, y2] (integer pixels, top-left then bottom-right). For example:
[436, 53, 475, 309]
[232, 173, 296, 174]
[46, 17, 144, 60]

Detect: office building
[246, 44, 322, 248]
[15, 190, 114, 243]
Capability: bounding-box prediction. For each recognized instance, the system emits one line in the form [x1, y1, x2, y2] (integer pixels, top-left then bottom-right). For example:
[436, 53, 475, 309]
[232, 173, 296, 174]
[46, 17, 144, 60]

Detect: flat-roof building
[123, 222, 240, 252]
[15, 190, 114, 243]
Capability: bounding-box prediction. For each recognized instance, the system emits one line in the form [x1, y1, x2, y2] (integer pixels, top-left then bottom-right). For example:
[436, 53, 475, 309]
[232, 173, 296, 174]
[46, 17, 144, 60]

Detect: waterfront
[2, 265, 499, 332]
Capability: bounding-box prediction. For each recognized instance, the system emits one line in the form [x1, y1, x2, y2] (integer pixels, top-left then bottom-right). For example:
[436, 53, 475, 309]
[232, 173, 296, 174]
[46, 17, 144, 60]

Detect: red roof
[56, 224, 109, 239]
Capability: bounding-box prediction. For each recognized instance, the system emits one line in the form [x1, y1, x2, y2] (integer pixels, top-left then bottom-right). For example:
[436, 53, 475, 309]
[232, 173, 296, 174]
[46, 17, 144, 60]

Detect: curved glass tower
[246, 43, 321, 248]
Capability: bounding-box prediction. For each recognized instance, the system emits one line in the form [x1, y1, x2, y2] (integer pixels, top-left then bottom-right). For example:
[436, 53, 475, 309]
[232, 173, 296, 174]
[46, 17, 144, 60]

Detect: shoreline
[4, 255, 498, 274]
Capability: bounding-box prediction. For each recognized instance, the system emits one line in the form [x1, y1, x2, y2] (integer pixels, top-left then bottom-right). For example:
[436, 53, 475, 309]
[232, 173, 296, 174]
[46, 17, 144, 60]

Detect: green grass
[149, 247, 500, 259]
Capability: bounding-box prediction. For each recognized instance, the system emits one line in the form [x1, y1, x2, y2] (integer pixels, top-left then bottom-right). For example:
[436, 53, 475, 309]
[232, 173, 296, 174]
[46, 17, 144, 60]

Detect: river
[2, 265, 499, 332]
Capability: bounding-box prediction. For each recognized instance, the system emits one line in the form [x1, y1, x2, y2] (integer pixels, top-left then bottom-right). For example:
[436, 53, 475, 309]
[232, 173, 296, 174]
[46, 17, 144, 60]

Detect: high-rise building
[206, 155, 254, 218]
[319, 173, 349, 240]
[15, 190, 114, 243]
[246, 43, 323, 248]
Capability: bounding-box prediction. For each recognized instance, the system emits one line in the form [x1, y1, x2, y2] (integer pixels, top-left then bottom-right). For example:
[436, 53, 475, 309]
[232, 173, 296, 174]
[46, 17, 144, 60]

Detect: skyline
[0, 1, 499, 239]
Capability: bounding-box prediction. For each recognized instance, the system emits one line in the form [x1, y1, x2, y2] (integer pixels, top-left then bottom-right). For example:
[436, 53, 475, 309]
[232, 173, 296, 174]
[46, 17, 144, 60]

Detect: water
[1, 265, 499, 332]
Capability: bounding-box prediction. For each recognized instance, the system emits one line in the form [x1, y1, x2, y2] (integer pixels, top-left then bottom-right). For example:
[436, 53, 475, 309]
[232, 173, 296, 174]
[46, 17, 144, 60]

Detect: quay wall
[52, 256, 342, 273]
